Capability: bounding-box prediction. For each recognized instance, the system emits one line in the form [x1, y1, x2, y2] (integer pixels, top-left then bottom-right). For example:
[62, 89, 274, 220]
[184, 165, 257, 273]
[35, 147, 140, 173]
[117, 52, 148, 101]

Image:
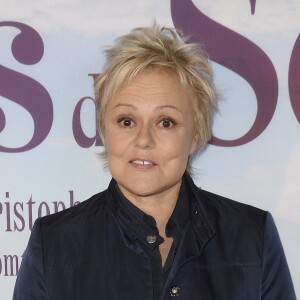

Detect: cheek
[103, 130, 119, 157]
[104, 129, 132, 160]
[158, 132, 194, 159]
[105, 137, 124, 175]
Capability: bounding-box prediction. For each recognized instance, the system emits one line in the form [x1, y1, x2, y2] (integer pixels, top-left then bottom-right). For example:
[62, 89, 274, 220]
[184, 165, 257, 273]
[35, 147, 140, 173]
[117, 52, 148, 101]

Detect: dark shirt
[13, 176, 296, 299]
[113, 179, 190, 298]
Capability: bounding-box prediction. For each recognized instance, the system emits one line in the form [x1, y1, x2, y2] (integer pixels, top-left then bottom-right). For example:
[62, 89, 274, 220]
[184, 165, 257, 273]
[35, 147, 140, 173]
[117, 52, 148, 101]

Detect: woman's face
[103, 69, 197, 201]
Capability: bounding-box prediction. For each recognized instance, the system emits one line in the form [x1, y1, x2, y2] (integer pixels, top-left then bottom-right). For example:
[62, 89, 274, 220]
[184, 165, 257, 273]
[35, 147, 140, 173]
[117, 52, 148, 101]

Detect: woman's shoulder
[188, 178, 267, 231]
[199, 188, 265, 216]
[38, 188, 110, 232]
[205, 189, 266, 228]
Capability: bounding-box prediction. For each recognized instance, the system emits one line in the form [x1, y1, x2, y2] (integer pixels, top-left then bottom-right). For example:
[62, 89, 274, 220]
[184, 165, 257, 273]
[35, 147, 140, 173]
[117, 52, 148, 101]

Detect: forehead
[108, 69, 193, 109]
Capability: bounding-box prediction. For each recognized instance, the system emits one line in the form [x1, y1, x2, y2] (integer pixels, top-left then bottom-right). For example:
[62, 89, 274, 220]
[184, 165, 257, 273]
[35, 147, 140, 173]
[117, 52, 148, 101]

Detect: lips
[131, 160, 153, 165]
[129, 158, 156, 169]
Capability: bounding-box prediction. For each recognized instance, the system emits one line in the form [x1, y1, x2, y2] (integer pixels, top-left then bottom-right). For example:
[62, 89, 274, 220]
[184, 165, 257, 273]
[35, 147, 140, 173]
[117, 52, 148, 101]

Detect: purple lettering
[171, 0, 278, 146]
[88, 73, 99, 81]
[38, 201, 50, 218]
[250, 0, 257, 14]
[54, 201, 66, 213]
[4, 255, 19, 276]
[0, 107, 5, 133]
[289, 34, 300, 123]
[27, 196, 35, 231]
[0, 21, 53, 152]
[69, 190, 80, 207]
[13, 202, 25, 232]
[5, 192, 12, 232]
[73, 96, 102, 147]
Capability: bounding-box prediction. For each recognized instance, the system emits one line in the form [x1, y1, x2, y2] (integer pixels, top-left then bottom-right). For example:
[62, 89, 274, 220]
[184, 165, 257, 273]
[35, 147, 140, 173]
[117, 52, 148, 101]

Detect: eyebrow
[112, 103, 183, 114]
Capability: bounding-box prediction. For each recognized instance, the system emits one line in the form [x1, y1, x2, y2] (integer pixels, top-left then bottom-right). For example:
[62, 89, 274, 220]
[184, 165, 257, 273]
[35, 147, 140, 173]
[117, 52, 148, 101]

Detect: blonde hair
[95, 23, 216, 170]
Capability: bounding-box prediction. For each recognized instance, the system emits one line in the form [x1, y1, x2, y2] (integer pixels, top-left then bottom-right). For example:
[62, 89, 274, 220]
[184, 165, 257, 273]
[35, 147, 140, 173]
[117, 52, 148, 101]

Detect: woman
[13, 23, 296, 299]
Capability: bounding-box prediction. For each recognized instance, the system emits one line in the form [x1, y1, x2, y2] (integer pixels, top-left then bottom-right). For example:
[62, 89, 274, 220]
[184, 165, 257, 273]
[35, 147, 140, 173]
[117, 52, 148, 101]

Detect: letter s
[171, 0, 278, 146]
[289, 34, 300, 123]
[0, 21, 53, 152]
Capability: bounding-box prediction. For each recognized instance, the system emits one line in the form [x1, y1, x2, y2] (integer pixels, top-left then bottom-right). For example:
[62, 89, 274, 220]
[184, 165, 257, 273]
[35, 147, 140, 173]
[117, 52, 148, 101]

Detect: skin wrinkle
[113, 103, 184, 115]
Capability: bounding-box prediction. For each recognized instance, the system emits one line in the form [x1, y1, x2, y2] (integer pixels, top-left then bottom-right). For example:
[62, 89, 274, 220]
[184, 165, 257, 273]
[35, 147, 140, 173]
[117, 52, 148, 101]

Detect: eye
[159, 118, 176, 128]
[118, 117, 134, 127]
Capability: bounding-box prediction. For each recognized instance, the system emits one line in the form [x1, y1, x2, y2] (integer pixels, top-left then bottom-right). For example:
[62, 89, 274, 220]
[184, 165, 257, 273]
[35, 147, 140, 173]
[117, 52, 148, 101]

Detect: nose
[135, 123, 155, 149]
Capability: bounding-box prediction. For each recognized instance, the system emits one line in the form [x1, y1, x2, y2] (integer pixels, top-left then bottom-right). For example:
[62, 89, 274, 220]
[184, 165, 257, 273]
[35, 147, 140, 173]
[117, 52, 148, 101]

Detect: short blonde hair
[95, 22, 215, 154]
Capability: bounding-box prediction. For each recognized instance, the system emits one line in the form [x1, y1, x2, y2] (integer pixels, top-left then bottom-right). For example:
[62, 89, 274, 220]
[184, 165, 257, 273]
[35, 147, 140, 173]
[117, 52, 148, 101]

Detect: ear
[189, 134, 198, 156]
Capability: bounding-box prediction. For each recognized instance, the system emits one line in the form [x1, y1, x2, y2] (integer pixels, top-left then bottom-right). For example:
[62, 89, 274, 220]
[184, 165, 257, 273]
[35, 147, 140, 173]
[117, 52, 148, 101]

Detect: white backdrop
[0, 1, 299, 298]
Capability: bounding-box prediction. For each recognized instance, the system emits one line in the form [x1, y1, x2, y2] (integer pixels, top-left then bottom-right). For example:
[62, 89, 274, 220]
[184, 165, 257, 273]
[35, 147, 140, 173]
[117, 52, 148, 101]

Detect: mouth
[129, 158, 157, 170]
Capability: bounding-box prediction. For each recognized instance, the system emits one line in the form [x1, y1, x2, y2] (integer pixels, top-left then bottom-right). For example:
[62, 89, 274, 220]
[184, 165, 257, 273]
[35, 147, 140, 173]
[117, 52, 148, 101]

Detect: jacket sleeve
[261, 212, 296, 299]
[13, 219, 49, 300]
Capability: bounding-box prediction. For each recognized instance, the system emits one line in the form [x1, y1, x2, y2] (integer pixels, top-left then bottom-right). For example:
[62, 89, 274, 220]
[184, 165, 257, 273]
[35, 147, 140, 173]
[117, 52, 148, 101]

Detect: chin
[123, 181, 161, 197]
[116, 175, 157, 196]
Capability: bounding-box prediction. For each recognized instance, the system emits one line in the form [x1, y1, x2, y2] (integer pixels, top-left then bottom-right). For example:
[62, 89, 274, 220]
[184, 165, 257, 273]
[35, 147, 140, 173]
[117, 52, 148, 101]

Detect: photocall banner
[0, 0, 299, 298]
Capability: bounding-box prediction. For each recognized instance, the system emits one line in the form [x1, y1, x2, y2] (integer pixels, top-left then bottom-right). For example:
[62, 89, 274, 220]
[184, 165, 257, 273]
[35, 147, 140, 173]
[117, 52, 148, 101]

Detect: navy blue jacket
[13, 177, 296, 299]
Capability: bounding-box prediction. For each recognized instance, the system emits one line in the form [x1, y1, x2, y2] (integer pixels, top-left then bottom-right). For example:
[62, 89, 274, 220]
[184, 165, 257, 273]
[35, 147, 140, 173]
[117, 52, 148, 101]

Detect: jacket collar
[164, 176, 215, 290]
[106, 176, 215, 253]
[186, 175, 215, 246]
[170, 176, 215, 259]
[107, 179, 163, 250]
